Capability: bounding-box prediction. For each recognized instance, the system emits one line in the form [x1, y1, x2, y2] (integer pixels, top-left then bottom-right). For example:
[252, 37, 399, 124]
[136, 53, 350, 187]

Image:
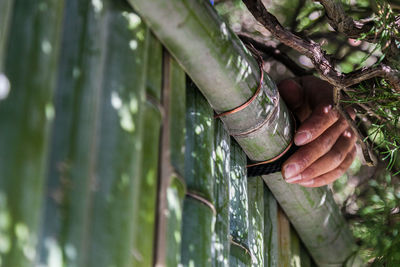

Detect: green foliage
[351, 171, 400, 265]
[342, 79, 400, 174]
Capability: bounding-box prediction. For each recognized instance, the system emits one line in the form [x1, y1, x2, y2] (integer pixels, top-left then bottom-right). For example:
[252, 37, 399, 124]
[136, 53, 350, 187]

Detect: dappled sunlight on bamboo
[91, 0, 103, 13]
[220, 22, 229, 40]
[43, 237, 62, 267]
[14, 222, 35, 261]
[110, 90, 139, 133]
[122, 12, 141, 30]
[166, 178, 185, 266]
[0, 74, 10, 100]
[0, 193, 11, 257]
[318, 192, 327, 208]
[235, 55, 252, 83]
[41, 40, 52, 55]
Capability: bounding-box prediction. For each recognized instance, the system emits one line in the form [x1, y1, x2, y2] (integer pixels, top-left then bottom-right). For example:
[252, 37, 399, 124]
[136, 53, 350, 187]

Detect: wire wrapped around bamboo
[0, 0, 64, 265]
[132, 33, 163, 267]
[213, 119, 231, 267]
[37, 1, 149, 266]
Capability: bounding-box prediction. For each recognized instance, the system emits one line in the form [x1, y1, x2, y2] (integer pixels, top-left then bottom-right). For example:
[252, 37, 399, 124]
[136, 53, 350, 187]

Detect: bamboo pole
[127, 0, 360, 265]
[37, 1, 149, 266]
[164, 176, 186, 267]
[213, 119, 231, 267]
[127, 0, 293, 162]
[264, 173, 357, 266]
[247, 177, 265, 267]
[229, 140, 253, 265]
[155, 52, 187, 267]
[132, 33, 163, 267]
[181, 80, 216, 265]
[0, 0, 64, 265]
[0, 0, 13, 70]
[263, 184, 279, 267]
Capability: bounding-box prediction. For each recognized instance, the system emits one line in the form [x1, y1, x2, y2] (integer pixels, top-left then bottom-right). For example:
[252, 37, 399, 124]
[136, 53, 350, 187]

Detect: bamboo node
[214, 47, 264, 119]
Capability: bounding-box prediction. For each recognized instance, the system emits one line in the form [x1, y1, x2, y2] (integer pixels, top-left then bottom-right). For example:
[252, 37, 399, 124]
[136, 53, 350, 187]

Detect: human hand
[278, 76, 357, 187]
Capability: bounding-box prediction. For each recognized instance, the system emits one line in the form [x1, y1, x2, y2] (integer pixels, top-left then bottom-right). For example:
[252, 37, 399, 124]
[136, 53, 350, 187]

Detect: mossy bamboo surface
[0, 0, 64, 265]
[229, 140, 249, 247]
[213, 119, 231, 267]
[181, 197, 214, 266]
[37, 1, 149, 266]
[229, 241, 253, 267]
[184, 81, 215, 201]
[229, 140, 253, 266]
[132, 33, 162, 267]
[263, 184, 279, 267]
[181, 80, 216, 265]
[247, 177, 265, 267]
[165, 176, 186, 267]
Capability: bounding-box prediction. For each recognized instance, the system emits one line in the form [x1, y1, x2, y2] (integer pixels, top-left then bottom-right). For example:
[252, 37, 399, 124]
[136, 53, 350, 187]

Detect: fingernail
[286, 174, 302, 183]
[295, 131, 311, 145]
[284, 164, 299, 178]
[299, 180, 314, 186]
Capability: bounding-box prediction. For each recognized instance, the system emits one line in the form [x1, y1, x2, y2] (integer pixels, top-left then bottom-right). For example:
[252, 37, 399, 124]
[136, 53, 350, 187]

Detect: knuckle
[332, 147, 345, 163]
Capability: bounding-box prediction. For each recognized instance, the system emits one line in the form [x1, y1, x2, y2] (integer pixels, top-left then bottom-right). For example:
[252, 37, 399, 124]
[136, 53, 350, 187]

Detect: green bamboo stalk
[0, 0, 64, 265]
[278, 207, 291, 267]
[264, 184, 278, 267]
[37, 0, 111, 265]
[264, 173, 357, 266]
[37, 1, 149, 266]
[84, 2, 149, 266]
[170, 59, 186, 176]
[290, 226, 301, 267]
[213, 119, 231, 267]
[0, 0, 13, 70]
[155, 53, 187, 267]
[247, 177, 264, 267]
[181, 197, 215, 266]
[181, 80, 215, 265]
[184, 80, 215, 201]
[132, 33, 162, 267]
[229, 241, 252, 266]
[165, 176, 186, 267]
[127, 0, 293, 162]
[229, 140, 250, 252]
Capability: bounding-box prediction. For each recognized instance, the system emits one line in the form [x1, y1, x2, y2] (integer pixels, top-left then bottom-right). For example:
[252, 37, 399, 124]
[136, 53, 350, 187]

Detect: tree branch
[317, 0, 375, 40]
[241, 0, 400, 92]
[238, 33, 310, 76]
